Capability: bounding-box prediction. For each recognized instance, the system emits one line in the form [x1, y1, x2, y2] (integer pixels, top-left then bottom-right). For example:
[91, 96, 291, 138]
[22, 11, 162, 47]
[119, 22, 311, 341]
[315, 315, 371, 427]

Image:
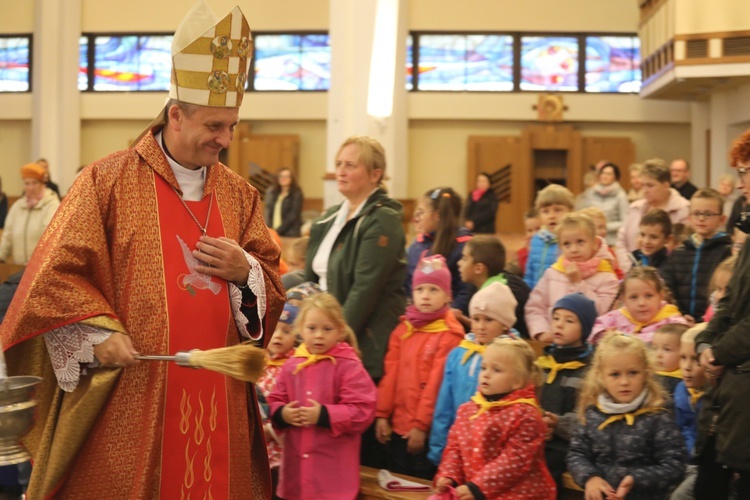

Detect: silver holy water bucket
[0, 375, 42, 466]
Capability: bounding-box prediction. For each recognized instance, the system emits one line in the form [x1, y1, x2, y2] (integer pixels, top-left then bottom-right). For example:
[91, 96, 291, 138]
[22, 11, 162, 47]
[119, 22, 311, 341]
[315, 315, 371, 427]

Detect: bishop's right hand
[93, 331, 140, 368]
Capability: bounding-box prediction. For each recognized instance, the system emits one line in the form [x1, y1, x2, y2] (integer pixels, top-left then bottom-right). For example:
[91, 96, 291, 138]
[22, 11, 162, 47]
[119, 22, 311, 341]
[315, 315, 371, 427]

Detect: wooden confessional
[468, 124, 635, 233]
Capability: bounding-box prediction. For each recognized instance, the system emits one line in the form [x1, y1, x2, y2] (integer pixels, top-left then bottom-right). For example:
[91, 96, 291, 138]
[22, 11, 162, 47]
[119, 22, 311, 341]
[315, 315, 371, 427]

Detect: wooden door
[582, 137, 636, 190]
[467, 136, 527, 233]
[228, 124, 300, 197]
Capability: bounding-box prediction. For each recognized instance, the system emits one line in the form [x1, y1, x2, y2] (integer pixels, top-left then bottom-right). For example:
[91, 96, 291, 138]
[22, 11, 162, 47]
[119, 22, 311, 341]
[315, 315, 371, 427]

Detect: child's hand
[263, 423, 275, 442]
[564, 263, 582, 283]
[375, 418, 392, 444]
[406, 428, 426, 454]
[281, 401, 302, 426]
[299, 399, 322, 426]
[435, 477, 454, 493]
[542, 411, 558, 441]
[535, 331, 554, 343]
[584, 476, 614, 500]
[684, 314, 696, 327]
[613, 475, 634, 499]
[455, 485, 475, 500]
[452, 309, 471, 328]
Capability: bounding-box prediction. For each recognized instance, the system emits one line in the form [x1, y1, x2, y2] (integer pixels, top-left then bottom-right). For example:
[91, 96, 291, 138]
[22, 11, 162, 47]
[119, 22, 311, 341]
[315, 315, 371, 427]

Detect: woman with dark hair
[263, 167, 303, 237]
[463, 172, 498, 234]
[406, 187, 472, 313]
[576, 162, 629, 245]
[0, 175, 8, 229]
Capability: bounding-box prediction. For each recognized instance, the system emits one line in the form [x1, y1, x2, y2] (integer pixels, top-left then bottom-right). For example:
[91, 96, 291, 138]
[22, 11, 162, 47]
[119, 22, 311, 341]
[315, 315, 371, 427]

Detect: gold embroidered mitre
[132, 1, 252, 144]
[171, 1, 252, 107]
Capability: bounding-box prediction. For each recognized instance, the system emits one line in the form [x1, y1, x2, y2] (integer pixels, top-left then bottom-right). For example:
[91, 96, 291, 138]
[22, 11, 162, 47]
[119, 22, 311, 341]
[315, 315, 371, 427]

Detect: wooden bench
[359, 466, 432, 500]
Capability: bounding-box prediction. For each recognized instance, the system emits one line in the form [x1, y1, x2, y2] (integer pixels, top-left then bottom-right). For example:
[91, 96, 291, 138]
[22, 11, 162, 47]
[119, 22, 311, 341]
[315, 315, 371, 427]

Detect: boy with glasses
[662, 188, 732, 324]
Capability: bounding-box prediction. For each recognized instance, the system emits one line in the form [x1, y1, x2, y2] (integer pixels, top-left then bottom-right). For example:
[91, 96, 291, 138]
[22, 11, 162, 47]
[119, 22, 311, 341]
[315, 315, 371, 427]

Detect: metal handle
[136, 351, 193, 367]
[136, 355, 176, 361]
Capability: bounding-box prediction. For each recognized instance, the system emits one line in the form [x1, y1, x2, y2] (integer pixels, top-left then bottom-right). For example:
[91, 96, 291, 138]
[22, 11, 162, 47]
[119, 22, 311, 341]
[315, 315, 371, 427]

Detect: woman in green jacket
[305, 136, 406, 380]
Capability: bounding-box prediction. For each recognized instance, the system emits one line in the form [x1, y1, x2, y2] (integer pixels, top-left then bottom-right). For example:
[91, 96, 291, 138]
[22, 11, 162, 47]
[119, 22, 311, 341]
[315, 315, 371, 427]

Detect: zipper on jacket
[538, 242, 549, 283]
[690, 242, 702, 317]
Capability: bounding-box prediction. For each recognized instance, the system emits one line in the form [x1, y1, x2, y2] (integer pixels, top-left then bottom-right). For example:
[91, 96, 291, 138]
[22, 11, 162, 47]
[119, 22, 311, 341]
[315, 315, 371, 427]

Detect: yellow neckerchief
[657, 368, 682, 379]
[265, 357, 288, 367]
[401, 318, 449, 340]
[688, 388, 705, 407]
[459, 339, 486, 364]
[292, 344, 337, 374]
[469, 392, 540, 420]
[619, 304, 680, 333]
[535, 355, 586, 384]
[596, 403, 663, 430]
[550, 255, 615, 275]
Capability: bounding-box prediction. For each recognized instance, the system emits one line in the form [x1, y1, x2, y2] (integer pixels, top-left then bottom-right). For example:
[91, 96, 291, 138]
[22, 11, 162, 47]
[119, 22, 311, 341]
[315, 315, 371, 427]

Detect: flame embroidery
[180, 390, 192, 435]
[203, 485, 213, 500]
[210, 387, 218, 431]
[203, 436, 213, 482]
[194, 391, 205, 445]
[181, 485, 191, 500]
[184, 440, 196, 489]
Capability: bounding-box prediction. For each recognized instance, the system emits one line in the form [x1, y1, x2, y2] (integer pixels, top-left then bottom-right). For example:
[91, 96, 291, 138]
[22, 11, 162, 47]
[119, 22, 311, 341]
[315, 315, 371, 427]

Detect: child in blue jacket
[427, 282, 517, 465]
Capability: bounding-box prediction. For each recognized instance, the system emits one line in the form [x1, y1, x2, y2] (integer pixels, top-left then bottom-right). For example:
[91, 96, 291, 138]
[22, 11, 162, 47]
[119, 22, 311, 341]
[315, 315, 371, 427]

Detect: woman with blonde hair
[615, 159, 690, 272]
[305, 136, 406, 380]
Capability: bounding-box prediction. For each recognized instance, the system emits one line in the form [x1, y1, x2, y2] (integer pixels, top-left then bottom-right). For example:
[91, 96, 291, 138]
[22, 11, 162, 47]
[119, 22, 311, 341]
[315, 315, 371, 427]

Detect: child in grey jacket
[567, 332, 686, 500]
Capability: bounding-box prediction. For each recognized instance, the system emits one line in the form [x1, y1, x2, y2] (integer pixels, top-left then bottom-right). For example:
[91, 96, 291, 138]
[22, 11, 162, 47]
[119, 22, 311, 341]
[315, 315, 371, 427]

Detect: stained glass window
[520, 36, 579, 91]
[92, 35, 172, 91]
[406, 34, 413, 91]
[253, 34, 330, 90]
[0, 36, 30, 92]
[415, 34, 513, 91]
[585, 36, 641, 93]
[79, 36, 89, 91]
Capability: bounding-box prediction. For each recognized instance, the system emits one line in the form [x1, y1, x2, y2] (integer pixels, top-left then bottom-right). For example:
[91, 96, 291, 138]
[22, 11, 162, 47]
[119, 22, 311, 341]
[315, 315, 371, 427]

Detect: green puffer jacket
[695, 237, 750, 471]
[305, 189, 406, 379]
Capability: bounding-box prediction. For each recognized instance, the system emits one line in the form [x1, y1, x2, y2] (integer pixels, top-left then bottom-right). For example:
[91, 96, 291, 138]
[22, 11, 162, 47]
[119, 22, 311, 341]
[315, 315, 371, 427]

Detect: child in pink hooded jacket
[268, 293, 377, 500]
[526, 213, 620, 342]
[589, 266, 687, 344]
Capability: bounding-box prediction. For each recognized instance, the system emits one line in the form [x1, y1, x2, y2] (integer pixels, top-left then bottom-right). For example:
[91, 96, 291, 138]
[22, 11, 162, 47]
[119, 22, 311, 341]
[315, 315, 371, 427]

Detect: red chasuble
[0, 131, 283, 499]
[154, 175, 232, 498]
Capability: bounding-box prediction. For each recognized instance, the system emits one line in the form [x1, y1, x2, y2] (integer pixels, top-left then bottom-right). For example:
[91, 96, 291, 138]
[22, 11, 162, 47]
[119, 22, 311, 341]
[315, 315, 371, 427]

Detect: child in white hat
[427, 281, 518, 465]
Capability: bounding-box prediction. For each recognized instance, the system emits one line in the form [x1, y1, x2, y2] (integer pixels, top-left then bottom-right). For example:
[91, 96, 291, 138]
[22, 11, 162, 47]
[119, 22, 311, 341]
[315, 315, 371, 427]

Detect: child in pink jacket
[268, 294, 376, 500]
[526, 213, 619, 342]
[590, 266, 687, 344]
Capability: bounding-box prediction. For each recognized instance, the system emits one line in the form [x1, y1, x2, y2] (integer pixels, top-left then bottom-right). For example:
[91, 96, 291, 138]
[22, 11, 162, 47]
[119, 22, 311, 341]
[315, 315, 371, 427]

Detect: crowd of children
[256, 144, 750, 499]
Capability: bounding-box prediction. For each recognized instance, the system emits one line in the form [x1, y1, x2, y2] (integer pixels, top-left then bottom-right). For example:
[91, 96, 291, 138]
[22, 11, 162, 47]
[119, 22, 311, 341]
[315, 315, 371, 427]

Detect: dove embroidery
[177, 234, 221, 295]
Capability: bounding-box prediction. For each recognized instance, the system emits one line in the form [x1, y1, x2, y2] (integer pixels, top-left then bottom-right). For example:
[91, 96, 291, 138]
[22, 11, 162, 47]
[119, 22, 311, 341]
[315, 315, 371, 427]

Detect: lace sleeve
[43, 324, 113, 393]
[229, 249, 268, 342]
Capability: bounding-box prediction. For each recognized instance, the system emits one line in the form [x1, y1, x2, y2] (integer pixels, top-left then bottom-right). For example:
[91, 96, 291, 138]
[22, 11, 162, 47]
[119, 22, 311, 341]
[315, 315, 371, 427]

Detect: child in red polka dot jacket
[434, 338, 557, 499]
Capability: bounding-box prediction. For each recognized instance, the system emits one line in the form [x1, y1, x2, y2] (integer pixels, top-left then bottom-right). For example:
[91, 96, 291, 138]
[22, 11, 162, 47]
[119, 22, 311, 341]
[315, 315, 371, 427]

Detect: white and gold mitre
[170, 1, 252, 107]
[132, 1, 251, 145]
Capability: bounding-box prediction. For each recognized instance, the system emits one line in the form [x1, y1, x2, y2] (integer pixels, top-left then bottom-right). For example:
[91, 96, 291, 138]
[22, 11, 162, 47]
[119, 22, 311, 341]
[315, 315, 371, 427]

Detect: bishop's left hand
[193, 236, 250, 286]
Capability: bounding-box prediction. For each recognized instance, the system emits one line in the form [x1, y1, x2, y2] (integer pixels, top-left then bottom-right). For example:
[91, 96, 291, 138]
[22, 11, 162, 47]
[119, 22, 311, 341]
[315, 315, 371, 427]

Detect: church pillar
[31, 0, 81, 194]
[325, 0, 409, 207]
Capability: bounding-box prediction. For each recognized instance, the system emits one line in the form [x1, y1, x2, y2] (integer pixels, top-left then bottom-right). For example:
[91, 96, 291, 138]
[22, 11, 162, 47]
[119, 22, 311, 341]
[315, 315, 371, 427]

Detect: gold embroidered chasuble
[1, 130, 284, 499]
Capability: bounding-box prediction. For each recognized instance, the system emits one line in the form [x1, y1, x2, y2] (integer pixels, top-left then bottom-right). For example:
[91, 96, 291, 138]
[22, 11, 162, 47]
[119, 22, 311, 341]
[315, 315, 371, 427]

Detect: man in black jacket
[670, 158, 698, 200]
